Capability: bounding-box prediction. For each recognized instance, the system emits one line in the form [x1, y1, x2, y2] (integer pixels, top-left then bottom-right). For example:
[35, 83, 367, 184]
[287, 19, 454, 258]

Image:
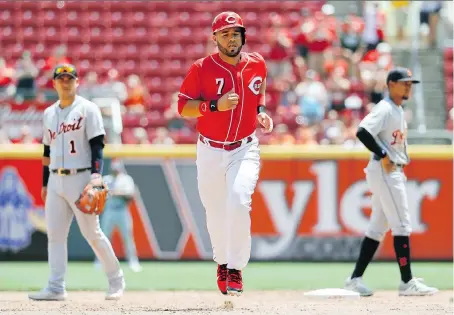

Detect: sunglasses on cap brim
[55, 65, 75, 74]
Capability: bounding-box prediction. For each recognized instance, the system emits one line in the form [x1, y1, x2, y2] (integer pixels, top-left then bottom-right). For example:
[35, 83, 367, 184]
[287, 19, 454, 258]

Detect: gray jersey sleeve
[41, 108, 52, 145]
[358, 103, 391, 137]
[85, 102, 106, 140]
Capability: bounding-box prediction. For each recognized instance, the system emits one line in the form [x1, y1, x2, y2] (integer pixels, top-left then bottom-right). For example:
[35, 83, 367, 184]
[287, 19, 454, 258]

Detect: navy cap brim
[398, 78, 420, 83]
[54, 73, 77, 80]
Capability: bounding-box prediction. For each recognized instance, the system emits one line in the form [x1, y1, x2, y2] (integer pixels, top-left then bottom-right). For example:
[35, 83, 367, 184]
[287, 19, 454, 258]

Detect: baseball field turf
[1, 261, 452, 315]
[0, 261, 452, 291]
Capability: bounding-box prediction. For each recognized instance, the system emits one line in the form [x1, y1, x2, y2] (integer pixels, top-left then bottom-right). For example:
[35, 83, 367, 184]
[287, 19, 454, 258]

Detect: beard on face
[217, 42, 242, 57]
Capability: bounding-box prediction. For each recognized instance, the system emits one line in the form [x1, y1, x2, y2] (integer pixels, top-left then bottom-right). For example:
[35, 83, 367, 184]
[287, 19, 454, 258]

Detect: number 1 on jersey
[69, 140, 76, 154]
[216, 78, 224, 95]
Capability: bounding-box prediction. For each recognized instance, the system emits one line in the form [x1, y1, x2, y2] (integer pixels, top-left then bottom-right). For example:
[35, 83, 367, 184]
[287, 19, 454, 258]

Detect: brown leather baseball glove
[75, 174, 109, 215]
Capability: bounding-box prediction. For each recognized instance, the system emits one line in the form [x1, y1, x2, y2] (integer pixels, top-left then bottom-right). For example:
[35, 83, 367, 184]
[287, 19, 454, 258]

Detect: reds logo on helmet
[212, 11, 245, 34]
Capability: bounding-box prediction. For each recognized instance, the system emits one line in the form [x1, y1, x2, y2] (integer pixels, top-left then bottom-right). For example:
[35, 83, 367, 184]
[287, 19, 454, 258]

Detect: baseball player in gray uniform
[95, 159, 142, 273]
[344, 67, 438, 296]
[28, 64, 125, 301]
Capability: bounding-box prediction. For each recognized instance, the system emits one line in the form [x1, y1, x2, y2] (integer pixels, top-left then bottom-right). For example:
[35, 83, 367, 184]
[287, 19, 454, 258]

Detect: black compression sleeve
[356, 127, 387, 158]
[89, 135, 105, 174]
[43, 145, 50, 187]
[42, 166, 50, 187]
[44, 145, 50, 157]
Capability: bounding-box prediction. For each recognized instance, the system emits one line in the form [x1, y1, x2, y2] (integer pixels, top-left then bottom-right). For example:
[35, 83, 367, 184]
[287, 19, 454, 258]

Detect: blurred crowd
[0, 1, 448, 146]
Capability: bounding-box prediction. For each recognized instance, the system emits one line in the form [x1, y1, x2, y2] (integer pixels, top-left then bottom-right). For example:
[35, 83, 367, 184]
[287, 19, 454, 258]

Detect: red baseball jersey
[178, 52, 267, 142]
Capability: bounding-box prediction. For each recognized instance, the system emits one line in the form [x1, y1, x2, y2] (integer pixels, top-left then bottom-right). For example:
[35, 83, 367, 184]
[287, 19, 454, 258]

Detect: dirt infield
[0, 291, 452, 315]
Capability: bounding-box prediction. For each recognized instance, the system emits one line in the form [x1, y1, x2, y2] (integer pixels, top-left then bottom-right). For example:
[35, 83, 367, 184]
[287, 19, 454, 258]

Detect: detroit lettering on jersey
[391, 129, 406, 145]
[48, 117, 83, 141]
[178, 52, 267, 142]
[42, 95, 105, 170]
[359, 98, 409, 165]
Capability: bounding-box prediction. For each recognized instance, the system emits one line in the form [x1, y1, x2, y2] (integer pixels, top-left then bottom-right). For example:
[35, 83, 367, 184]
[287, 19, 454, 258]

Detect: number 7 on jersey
[216, 78, 224, 95]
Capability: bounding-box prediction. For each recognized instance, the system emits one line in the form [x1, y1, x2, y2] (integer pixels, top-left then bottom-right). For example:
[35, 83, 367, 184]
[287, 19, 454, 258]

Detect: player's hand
[381, 155, 394, 174]
[90, 173, 103, 186]
[41, 187, 47, 202]
[217, 88, 239, 111]
[257, 112, 273, 133]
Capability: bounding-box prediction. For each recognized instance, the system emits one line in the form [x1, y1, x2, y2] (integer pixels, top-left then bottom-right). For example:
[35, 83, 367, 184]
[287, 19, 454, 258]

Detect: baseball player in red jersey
[178, 12, 273, 296]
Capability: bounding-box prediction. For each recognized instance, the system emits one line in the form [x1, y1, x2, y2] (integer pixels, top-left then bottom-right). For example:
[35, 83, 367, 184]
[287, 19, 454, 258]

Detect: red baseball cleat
[217, 264, 228, 295]
[227, 269, 243, 296]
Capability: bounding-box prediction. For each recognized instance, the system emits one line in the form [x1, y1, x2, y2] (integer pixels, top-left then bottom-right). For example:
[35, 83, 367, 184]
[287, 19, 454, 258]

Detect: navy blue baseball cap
[386, 67, 420, 85]
[53, 63, 78, 79]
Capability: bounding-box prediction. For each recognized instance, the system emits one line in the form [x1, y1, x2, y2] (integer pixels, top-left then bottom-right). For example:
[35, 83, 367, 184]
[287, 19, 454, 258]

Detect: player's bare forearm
[180, 100, 204, 118]
[42, 156, 50, 166]
[257, 78, 267, 113]
[256, 78, 273, 132]
[258, 78, 266, 109]
[259, 78, 266, 98]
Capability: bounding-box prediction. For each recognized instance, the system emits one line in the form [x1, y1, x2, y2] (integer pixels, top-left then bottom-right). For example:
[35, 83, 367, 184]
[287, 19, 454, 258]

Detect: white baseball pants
[196, 134, 260, 270]
[364, 160, 412, 242]
[45, 171, 123, 292]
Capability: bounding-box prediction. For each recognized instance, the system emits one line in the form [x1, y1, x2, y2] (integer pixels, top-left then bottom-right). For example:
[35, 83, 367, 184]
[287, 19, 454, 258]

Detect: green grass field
[0, 261, 452, 292]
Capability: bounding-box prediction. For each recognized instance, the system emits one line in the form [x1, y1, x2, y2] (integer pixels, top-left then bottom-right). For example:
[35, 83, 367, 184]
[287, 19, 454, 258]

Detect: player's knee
[391, 225, 412, 236]
[80, 226, 104, 242]
[228, 189, 252, 213]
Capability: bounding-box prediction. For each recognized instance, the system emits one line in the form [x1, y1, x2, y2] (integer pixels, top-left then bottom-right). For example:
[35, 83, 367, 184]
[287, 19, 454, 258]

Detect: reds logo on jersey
[248, 76, 263, 96]
[391, 129, 405, 145]
[48, 117, 83, 141]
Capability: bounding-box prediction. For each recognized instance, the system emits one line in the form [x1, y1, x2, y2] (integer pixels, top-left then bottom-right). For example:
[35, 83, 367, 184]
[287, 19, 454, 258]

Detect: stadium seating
[0, 1, 331, 143]
[1, 1, 323, 69]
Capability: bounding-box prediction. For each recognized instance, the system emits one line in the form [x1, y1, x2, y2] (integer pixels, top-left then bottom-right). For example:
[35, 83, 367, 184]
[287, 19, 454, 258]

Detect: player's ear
[241, 29, 246, 46]
[52, 79, 56, 89]
[212, 33, 217, 43]
[75, 78, 79, 88]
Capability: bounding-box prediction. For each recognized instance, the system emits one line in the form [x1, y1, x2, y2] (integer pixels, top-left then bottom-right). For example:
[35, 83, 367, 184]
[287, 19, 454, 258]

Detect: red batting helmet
[212, 11, 246, 45]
